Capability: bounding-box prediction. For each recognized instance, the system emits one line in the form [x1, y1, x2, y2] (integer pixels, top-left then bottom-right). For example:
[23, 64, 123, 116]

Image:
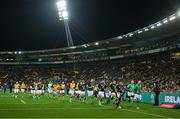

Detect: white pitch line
[101, 105, 173, 119]
[1, 117, 169, 119]
[20, 100, 26, 104]
[0, 102, 74, 105]
[0, 107, 111, 111]
[121, 108, 172, 119]
[0, 107, 175, 119]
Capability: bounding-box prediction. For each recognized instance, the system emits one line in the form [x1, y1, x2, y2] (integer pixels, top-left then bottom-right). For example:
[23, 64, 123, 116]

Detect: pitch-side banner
[141, 92, 180, 104]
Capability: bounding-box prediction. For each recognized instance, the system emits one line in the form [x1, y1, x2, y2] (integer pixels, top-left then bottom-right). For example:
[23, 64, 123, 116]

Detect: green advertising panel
[140, 92, 180, 104]
[159, 93, 180, 104]
[141, 92, 155, 104]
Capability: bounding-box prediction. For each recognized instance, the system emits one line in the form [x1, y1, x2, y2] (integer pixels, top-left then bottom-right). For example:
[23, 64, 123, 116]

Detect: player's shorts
[127, 92, 134, 97]
[14, 89, 19, 93]
[37, 90, 42, 95]
[35, 90, 39, 94]
[31, 90, 35, 94]
[75, 90, 81, 95]
[79, 91, 85, 96]
[69, 89, 75, 95]
[48, 89, 53, 93]
[60, 90, 65, 94]
[105, 91, 111, 98]
[87, 90, 94, 96]
[98, 91, 105, 98]
[134, 94, 141, 100]
[111, 92, 116, 98]
[21, 89, 25, 93]
[53, 90, 58, 94]
[42, 90, 45, 93]
[117, 92, 121, 98]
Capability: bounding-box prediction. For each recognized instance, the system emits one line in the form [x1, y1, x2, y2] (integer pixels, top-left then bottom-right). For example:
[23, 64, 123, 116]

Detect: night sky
[1, 0, 180, 51]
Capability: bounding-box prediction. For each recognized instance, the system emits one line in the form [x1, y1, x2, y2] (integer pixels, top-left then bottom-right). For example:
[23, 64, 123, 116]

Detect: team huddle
[13, 79, 142, 109]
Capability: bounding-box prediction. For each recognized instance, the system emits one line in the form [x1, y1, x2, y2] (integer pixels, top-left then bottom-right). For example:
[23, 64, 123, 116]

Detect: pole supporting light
[56, 0, 74, 47]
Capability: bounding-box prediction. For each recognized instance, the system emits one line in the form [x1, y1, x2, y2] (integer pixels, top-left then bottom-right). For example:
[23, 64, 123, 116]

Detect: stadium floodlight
[57, 0, 68, 20]
[18, 51, 22, 54]
[57, 0, 66, 9]
[84, 45, 87, 48]
[82, 44, 88, 48]
[128, 34, 133, 37]
[163, 20, 168, 24]
[156, 22, 162, 27]
[169, 16, 176, 21]
[151, 25, 155, 29]
[117, 36, 123, 39]
[70, 46, 76, 49]
[124, 35, 128, 37]
[95, 42, 99, 46]
[144, 28, 149, 32]
[138, 30, 143, 34]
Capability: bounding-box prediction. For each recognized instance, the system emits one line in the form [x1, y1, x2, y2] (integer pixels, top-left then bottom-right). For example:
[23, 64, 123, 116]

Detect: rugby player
[14, 82, 20, 98]
[127, 80, 136, 103]
[20, 82, 26, 94]
[69, 80, 76, 103]
[114, 81, 124, 109]
[47, 81, 53, 94]
[134, 80, 142, 109]
[60, 81, 66, 96]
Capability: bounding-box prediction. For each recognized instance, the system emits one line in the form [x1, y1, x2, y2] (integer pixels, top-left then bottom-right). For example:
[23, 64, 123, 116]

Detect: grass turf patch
[0, 93, 179, 118]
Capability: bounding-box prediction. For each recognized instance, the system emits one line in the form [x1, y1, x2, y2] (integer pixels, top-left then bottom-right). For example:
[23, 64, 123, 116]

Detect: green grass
[0, 92, 179, 118]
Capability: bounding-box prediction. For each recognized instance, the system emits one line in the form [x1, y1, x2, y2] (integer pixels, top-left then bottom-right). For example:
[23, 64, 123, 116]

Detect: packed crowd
[0, 55, 179, 93]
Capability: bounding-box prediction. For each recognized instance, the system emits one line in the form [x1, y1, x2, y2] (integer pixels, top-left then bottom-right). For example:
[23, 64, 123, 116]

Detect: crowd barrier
[140, 92, 180, 104]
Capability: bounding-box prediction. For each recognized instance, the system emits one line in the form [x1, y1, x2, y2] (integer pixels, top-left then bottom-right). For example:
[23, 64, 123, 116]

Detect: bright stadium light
[117, 36, 123, 39]
[169, 16, 176, 21]
[84, 45, 87, 48]
[70, 46, 76, 49]
[56, 0, 66, 9]
[144, 28, 149, 32]
[95, 42, 99, 46]
[128, 33, 133, 37]
[151, 25, 155, 29]
[138, 30, 143, 34]
[57, 0, 68, 20]
[163, 19, 168, 24]
[18, 51, 22, 54]
[62, 11, 68, 19]
[156, 22, 162, 27]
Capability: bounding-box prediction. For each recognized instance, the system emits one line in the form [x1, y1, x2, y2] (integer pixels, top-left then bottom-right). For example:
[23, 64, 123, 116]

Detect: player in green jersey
[134, 80, 142, 109]
[127, 80, 135, 102]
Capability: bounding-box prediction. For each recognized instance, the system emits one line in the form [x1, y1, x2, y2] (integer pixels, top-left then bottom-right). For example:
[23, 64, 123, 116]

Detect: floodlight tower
[56, 0, 74, 47]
